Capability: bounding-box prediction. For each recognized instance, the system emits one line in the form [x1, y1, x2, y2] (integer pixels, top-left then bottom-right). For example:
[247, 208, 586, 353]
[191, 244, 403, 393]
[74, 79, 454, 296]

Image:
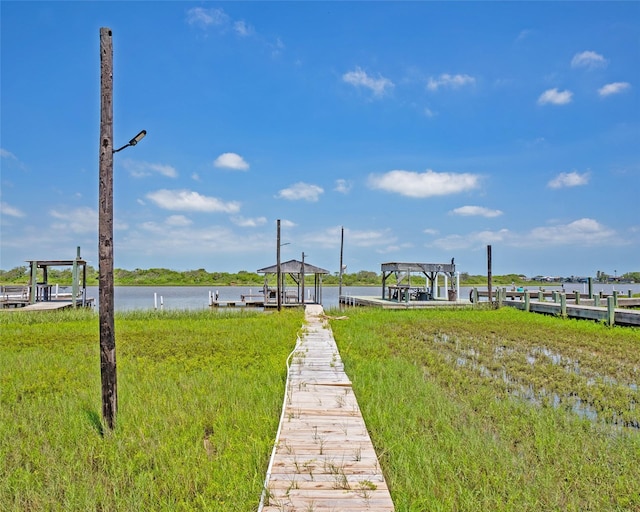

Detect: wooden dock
[0, 298, 94, 312]
[339, 295, 471, 309]
[503, 299, 640, 327]
[259, 304, 394, 511]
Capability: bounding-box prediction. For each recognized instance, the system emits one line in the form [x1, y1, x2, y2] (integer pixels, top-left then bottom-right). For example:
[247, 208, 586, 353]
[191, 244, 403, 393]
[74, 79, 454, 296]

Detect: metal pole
[99, 27, 117, 430]
[276, 219, 282, 311]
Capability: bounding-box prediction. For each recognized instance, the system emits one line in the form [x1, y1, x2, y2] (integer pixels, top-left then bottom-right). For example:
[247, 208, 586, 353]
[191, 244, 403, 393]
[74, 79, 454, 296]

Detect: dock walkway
[339, 295, 471, 309]
[0, 299, 93, 312]
[260, 304, 394, 511]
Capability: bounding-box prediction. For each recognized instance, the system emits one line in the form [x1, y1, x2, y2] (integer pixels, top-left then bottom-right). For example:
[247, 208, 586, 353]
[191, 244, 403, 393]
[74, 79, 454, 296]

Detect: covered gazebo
[257, 259, 330, 306]
[26, 246, 89, 306]
[381, 260, 457, 302]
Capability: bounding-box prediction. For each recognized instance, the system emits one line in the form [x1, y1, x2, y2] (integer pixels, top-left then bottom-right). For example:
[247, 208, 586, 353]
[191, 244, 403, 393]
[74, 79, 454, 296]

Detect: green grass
[0, 309, 303, 511]
[328, 307, 640, 511]
[2, 307, 639, 511]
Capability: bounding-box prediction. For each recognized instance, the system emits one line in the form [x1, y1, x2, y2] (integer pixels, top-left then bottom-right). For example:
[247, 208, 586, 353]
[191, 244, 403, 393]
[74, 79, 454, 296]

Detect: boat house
[257, 259, 330, 306]
[381, 260, 458, 302]
[26, 247, 90, 306]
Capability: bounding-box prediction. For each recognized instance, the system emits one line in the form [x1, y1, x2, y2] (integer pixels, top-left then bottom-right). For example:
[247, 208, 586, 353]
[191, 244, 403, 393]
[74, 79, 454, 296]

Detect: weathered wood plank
[260, 304, 394, 511]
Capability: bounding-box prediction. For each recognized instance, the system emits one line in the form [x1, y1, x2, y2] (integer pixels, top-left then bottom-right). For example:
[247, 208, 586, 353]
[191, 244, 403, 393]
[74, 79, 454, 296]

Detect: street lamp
[113, 130, 147, 153]
[99, 26, 147, 430]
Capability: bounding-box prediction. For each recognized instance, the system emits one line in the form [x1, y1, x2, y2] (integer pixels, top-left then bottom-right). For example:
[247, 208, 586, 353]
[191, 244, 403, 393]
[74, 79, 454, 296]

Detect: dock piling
[607, 296, 615, 326]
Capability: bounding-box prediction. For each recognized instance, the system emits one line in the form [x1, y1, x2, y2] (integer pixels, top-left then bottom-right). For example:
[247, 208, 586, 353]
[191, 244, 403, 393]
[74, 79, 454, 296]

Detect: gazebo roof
[257, 259, 330, 275]
[381, 261, 455, 273]
[26, 259, 87, 267]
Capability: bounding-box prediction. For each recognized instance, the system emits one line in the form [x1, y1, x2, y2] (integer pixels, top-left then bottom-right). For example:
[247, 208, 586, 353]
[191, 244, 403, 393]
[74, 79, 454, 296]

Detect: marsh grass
[329, 307, 640, 511]
[0, 308, 303, 511]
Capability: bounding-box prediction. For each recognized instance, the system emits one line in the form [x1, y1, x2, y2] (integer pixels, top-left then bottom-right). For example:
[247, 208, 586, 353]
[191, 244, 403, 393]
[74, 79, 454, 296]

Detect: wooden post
[29, 261, 38, 304]
[560, 293, 567, 317]
[607, 296, 615, 326]
[574, 290, 580, 305]
[588, 277, 593, 299]
[276, 219, 282, 311]
[301, 252, 305, 306]
[524, 290, 530, 312]
[72, 247, 80, 308]
[338, 226, 344, 300]
[487, 245, 492, 304]
[99, 27, 117, 430]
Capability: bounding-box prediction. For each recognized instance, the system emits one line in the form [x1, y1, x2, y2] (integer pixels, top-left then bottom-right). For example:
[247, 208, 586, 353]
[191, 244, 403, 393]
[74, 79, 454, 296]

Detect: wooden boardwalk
[0, 299, 93, 312]
[339, 294, 471, 309]
[503, 299, 640, 327]
[260, 304, 394, 511]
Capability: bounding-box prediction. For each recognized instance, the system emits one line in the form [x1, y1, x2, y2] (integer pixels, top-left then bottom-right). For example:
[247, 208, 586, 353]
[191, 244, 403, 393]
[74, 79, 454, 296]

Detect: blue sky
[1, 2, 638, 277]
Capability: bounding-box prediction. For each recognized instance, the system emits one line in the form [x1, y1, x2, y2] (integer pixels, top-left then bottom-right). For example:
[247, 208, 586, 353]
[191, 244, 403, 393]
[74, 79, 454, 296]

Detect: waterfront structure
[257, 259, 330, 307]
[381, 261, 457, 302]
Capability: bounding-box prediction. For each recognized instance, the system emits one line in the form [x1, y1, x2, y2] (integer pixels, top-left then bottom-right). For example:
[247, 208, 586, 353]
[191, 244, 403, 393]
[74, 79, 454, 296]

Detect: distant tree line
[1, 266, 637, 287]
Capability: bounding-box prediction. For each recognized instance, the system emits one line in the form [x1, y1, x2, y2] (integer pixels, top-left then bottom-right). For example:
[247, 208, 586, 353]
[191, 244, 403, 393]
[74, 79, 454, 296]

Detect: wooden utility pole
[99, 27, 117, 430]
[487, 244, 493, 304]
[277, 219, 282, 311]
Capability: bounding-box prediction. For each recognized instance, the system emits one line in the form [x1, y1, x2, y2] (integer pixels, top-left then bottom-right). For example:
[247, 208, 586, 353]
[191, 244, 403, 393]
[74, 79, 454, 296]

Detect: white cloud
[432, 218, 620, 252]
[186, 7, 282, 59]
[548, 171, 590, 189]
[146, 189, 241, 213]
[424, 107, 436, 118]
[130, 223, 272, 258]
[123, 159, 178, 178]
[423, 228, 439, 235]
[49, 207, 97, 234]
[0, 201, 25, 218]
[451, 205, 503, 218]
[276, 182, 324, 202]
[368, 169, 480, 198]
[186, 7, 229, 28]
[231, 216, 267, 227]
[1, 148, 18, 160]
[427, 73, 475, 91]
[303, 226, 392, 249]
[269, 37, 285, 58]
[598, 82, 631, 97]
[375, 242, 414, 255]
[571, 50, 607, 69]
[433, 229, 510, 251]
[165, 215, 192, 227]
[527, 218, 616, 246]
[1, 148, 26, 170]
[334, 179, 352, 194]
[342, 67, 394, 97]
[214, 152, 249, 171]
[516, 29, 534, 42]
[234, 20, 253, 37]
[538, 88, 573, 106]
[280, 219, 297, 228]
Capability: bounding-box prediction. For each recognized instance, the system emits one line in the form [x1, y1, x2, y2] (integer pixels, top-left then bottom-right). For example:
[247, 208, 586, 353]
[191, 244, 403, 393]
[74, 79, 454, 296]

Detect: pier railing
[471, 288, 640, 327]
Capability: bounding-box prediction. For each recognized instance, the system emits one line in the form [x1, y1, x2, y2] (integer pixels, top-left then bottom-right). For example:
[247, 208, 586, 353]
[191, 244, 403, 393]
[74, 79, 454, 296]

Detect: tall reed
[329, 307, 640, 511]
[0, 309, 303, 511]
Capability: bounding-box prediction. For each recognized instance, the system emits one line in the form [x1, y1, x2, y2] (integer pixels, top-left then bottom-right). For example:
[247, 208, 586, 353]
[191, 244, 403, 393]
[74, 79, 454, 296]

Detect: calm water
[78, 283, 640, 312]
